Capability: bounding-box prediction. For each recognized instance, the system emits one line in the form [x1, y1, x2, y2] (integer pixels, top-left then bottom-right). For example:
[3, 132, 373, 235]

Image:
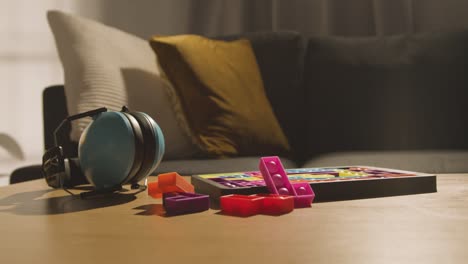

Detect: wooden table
[1, 174, 467, 264]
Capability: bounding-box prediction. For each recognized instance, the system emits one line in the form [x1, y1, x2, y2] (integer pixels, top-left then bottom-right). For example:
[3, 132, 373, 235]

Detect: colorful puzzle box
[191, 166, 437, 202]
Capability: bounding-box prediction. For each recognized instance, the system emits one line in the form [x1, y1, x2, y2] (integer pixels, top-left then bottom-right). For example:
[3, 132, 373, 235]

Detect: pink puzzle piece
[259, 156, 315, 208]
[259, 156, 297, 196]
[291, 182, 315, 208]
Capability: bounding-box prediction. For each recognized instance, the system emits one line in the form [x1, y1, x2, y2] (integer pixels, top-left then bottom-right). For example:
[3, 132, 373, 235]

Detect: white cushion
[47, 10, 198, 159]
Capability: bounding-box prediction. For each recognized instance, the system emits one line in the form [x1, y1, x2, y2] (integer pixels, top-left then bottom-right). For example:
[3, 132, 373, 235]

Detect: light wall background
[1, 0, 468, 178]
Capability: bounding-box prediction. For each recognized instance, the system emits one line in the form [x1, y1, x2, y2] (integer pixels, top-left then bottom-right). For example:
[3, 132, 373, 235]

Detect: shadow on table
[133, 204, 214, 217]
[133, 204, 166, 216]
[0, 187, 138, 215]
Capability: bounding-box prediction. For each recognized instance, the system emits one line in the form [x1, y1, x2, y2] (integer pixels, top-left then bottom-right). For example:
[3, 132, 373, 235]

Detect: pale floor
[0, 175, 8, 186]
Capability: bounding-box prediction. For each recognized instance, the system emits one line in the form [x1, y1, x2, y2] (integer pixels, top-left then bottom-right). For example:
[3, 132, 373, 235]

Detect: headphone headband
[43, 107, 108, 189]
[53, 107, 108, 149]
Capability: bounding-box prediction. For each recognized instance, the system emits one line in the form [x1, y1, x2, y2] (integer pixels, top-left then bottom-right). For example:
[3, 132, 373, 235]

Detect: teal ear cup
[78, 109, 165, 191]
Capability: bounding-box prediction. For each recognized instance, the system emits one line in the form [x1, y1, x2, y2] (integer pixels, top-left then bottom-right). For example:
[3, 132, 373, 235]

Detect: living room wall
[95, 0, 468, 38]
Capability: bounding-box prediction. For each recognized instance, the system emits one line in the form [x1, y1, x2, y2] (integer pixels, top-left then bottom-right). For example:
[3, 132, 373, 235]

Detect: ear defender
[42, 107, 165, 194]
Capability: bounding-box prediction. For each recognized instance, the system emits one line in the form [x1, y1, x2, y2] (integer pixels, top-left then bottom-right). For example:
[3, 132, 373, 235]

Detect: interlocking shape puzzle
[192, 165, 437, 203]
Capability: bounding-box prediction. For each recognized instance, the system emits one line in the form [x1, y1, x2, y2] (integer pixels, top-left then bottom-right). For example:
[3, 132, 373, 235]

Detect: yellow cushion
[149, 35, 290, 157]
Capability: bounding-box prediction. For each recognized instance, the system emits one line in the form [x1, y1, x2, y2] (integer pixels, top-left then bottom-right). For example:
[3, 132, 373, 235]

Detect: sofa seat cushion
[302, 150, 468, 173]
[154, 157, 297, 176]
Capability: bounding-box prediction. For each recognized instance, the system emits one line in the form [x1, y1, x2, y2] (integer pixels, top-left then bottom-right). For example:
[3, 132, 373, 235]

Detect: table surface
[0, 174, 467, 264]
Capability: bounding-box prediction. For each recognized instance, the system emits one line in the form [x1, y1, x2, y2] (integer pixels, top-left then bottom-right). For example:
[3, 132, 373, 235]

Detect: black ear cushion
[127, 111, 157, 183]
[42, 146, 88, 188]
[63, 158, 89, 187]
[120, 112, 145, 185]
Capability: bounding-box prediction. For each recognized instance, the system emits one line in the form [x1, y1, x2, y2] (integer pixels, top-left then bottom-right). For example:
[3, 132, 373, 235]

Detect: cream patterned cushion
[47, 10, 198, 159]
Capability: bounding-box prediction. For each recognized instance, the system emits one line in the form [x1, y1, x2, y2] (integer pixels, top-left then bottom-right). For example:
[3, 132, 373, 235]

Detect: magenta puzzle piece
[291, 182, 315, 208]
[259, 156, 297, 196]
[259, 156, 315, 208]
[163, 192, 210, 215]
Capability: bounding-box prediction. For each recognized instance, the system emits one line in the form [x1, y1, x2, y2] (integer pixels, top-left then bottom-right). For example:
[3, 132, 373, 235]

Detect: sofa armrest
[43, 85, 77, 157]
[10, 85, 75, 184]
[43, 85, 68, 150]
[9, 165, 42, 184]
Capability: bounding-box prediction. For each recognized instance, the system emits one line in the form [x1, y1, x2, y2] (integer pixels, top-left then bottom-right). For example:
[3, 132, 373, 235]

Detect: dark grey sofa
[10, 30, 468, 184]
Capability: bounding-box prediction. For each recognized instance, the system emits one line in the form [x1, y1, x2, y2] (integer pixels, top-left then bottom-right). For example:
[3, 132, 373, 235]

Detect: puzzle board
[191, 166, 437, 202]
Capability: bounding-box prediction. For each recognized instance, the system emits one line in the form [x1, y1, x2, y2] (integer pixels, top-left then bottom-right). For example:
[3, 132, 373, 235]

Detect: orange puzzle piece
[147, 172, 194, 198]
[147, 181, 163, 198]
